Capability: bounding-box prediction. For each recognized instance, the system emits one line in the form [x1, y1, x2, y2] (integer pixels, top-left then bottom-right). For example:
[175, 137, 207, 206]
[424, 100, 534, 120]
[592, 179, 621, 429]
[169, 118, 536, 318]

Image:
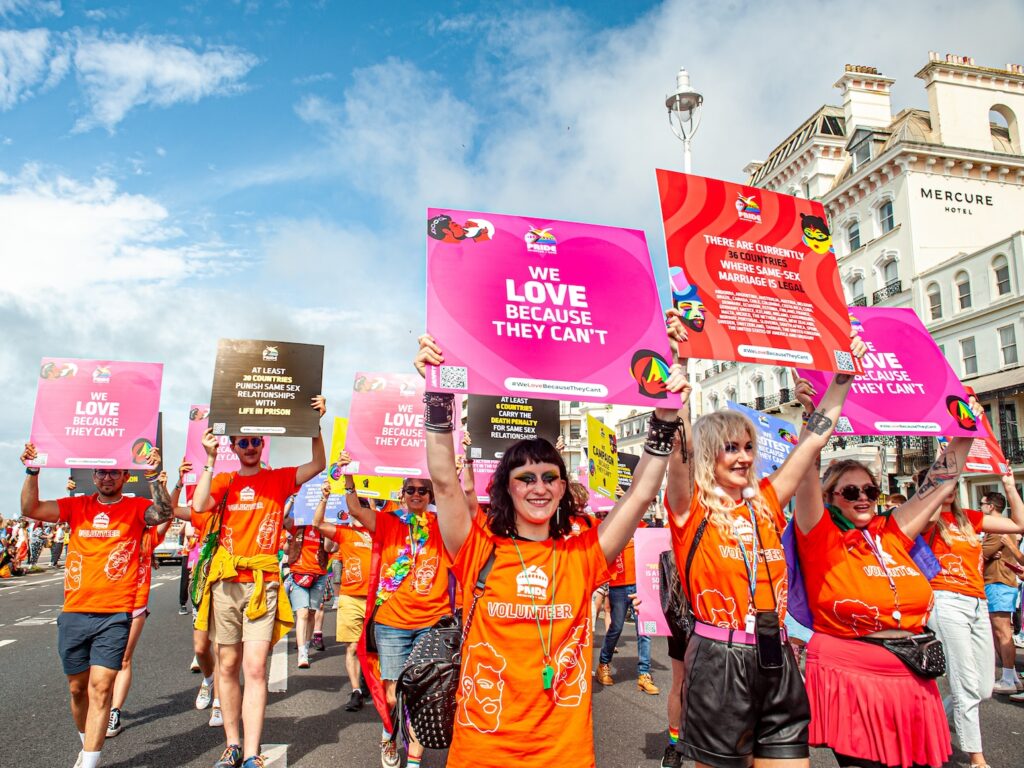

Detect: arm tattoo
[144, 482, 175, 525]
[805, 411, 833, 435]
[916, 451, 959, 499]
[835, 374, 853, 385]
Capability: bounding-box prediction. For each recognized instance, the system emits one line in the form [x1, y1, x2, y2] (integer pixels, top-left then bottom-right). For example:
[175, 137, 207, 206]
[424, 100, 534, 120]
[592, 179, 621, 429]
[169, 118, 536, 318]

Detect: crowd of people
[12, 310, 1024, 768]
[1, 516, 69, 576]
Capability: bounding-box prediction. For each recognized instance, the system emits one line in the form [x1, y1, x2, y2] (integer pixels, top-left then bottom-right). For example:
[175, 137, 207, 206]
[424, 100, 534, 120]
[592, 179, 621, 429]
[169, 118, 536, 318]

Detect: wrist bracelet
[25, 467, 40, 476]
[644, 414, 683, 457]
[145, 473, 161, 483]
[423, 392, 455, 433]
[204, 465, 215, 473]
[174, 482, 183, 491]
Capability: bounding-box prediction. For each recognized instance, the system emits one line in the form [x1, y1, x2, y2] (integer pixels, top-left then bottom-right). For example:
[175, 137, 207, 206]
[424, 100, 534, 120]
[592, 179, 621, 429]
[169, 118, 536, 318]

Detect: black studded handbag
[860, 629, 946, 679]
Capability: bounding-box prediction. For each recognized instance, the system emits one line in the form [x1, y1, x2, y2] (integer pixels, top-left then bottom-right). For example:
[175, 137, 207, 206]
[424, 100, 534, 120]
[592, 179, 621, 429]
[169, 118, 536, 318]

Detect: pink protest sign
[28, 359, 162, 469]
[634, 527, 672, 637]
[182, 405, 271, 492]
[344, 372, 428, 478]
[425, 209, 680, 407]
[799, 307, 979, 437]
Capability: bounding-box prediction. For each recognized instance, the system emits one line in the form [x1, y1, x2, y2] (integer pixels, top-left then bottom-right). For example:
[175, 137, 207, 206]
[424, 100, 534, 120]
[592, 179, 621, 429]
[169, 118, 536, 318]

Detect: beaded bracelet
[423, 392, 456, 433]
[644, 414, 683, 457]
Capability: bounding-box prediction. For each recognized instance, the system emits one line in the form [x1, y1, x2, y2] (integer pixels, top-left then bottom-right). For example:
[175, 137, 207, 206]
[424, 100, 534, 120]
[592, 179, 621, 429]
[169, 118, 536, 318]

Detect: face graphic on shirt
[698, 588, 739, 629]
[457, 642, 506, 733]
[414, 555, 438, 595]
[937, 553, 968, 586]
[104, 539, 136, 581]
[343, 555, 363, 585]
[553, 622, 590, 708]
[833, 598, 882, 634]
[256, 513, 277, 551]
[64, 551, 83, 591]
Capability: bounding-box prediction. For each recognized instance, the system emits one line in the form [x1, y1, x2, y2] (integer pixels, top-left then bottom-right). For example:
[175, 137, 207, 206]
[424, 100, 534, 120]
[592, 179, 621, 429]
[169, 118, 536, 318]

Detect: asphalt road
[2, 566, 1023, 768]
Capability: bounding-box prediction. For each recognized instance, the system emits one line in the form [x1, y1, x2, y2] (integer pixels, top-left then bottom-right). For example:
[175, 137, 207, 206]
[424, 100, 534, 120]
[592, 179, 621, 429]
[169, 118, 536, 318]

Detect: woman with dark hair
[790, 377, 979, 768]
[414, 319, 689, 768]
[917, 466, 1024, 768]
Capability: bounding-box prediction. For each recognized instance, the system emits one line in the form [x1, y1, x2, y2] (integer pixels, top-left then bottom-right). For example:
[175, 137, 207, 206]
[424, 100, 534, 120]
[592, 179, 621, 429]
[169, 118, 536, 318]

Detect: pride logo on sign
[629, 350, 671, 399]
[945, 396, 978, 431]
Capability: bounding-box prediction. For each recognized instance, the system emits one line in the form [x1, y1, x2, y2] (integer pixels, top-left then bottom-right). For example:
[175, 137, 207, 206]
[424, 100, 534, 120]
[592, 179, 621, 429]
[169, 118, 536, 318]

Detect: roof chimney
[833, 65, 894, 138]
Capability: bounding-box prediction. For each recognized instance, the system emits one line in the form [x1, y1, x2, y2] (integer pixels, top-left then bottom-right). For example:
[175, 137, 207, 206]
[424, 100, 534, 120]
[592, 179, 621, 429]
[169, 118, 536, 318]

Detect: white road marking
[262, 744, 288, 767]
[268, 635, 288, 693]
[150, 583, 165, 590]
[0, 640, 16, 649]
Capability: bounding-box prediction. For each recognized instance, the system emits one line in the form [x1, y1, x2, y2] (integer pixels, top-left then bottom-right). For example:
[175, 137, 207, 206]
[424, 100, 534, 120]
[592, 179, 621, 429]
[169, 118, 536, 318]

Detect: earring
[741, 487, 756, 500]
[712, 486, 727, 498]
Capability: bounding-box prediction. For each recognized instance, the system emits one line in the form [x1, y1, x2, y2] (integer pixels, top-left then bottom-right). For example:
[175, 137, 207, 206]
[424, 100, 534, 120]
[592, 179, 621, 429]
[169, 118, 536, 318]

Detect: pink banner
[425, 209, 681, 407]
[182, 404, 271, 490]
[799, 307, 979, 437]
[28, 359, 162, 469]
[633, 528, 672, 637]
[344, 372, 428, 478]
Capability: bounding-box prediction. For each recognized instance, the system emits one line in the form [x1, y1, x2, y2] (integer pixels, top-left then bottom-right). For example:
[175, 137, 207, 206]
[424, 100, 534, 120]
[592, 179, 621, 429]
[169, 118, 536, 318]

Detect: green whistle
[542, 664, 555, 690]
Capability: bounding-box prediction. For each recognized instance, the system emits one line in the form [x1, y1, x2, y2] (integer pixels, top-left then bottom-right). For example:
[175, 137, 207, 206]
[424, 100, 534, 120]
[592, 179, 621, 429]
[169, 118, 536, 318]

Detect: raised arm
[142, 449, 175, 526]
[19, 443, 60, 523]
[170, 460, 194, 521]
[982, 472, 1024, 534]
[791, 374, 826, 534]
[892, 436, 975, 539]
[295, 395, 328, 486]
[416, 335, 473, 557]
[663, 311, 694, 530]
[459, 432, 479, 518]
[191, 429, 219, 513]
[312, 480, 339, 541]
[332, 451, 376, 532]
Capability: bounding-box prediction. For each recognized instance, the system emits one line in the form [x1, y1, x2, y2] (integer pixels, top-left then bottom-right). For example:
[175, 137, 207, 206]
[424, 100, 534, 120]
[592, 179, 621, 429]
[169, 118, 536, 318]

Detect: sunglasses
[403, 486, 430, 496]
[93, 469, 125, 478]
[235, 437, 264, 450]
[835, 484, 881, 502]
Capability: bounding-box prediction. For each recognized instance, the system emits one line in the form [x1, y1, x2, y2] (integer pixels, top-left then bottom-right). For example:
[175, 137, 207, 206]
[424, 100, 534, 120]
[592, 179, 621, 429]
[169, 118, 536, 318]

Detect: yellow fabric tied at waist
[194, 548, 294, 645]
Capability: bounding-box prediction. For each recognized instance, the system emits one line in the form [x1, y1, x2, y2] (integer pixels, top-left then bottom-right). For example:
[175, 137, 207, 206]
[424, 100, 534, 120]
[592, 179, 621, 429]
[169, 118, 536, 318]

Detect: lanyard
[511, 537, 558, 691]
[860, 528, 903, 626]
[734, 502, 760, 607]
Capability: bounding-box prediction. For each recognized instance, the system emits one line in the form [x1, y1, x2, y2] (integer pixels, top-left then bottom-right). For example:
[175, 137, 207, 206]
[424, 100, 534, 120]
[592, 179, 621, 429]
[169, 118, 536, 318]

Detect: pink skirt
[805, 633, 951, 768]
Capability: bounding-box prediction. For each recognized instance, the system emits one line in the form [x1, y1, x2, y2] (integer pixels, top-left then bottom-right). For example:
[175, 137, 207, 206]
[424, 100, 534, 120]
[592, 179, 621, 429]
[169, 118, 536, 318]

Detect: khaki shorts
[211, 579, 279, 645]
[336, 593, 367, 643]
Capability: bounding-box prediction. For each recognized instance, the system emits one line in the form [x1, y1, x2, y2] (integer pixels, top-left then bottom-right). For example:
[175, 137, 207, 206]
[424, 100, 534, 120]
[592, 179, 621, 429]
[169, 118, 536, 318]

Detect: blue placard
[726, 401, 798, 478]
[290, 471, 349, 525]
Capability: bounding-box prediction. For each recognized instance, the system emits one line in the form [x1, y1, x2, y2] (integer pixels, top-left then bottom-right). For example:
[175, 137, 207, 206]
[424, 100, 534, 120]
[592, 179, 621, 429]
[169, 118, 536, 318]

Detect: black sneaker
[345, 689, 364, 712]
[311, 632, 325, 652]
[214, 744, 243, 768]
[105, 707, 123, 737]
[660, 744, 682, 768]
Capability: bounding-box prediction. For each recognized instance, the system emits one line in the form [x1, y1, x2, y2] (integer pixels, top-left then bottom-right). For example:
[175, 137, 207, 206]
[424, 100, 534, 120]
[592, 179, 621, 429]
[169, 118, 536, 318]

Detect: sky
[3, 0, 1023, 504]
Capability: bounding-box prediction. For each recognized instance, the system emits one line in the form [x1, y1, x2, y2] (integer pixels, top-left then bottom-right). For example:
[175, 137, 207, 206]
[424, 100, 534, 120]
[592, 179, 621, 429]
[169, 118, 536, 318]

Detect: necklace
[375, 507, 430, 606]
[511, 537, 558, 691]
[96, 495, 123, 506]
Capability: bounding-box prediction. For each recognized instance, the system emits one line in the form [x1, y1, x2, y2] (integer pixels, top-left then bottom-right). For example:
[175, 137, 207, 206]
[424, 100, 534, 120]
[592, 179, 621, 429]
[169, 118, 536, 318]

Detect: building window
[568, 401, 580, 409]
[852, 141, 871, 170]
[569, 423, 580, 440]
[999, 325, 1018, 366]
[882, 259, 899, 286]
[993, 255, 1011, 296]
[850, 276, 865, 303]
[847, 221, 861, 251]
[709, 394, 719, 411]
[961, 337, 978, 376]
[754, 378, 765, 398]
[879, 200, 895, 233]
[955, 271, 972, 310]
[926, 283, 942, 320]
[725, 387, 736, 403]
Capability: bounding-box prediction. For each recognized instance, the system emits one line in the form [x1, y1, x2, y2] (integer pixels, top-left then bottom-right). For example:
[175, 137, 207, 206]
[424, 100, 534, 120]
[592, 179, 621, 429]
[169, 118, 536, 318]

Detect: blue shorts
[985, 583, 1018, 613]
[57, 611, 131, 676]
[374, 623, 432, 680]
[286, 574, 329, 612]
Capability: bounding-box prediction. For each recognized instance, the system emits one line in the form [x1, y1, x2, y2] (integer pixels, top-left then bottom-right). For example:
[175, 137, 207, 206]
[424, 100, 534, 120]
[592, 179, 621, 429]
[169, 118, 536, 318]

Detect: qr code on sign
[642, 621, 658, 634]
[836, 416, 854, 434]
[833, 350, 854, 372]
[212, 422, 226, 435]
[439, 365, 468, 391]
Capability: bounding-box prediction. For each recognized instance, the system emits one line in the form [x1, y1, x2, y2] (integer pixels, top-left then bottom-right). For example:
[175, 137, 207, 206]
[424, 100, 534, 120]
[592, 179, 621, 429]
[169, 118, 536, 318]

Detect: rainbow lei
[375, 507, 430, 607]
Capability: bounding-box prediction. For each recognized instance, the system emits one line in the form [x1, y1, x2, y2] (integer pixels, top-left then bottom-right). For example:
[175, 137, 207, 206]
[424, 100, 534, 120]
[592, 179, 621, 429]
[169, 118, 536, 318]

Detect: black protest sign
[467, 395, 560, 460]
[208, 340, 324, 438]
[617, 452, 640, 493]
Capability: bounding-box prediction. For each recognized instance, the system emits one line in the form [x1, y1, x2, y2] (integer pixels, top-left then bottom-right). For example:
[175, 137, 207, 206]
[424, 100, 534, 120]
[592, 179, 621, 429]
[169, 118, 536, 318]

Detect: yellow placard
[353, 475, 404, 501]
[327, 418, 403, 500]
[327, 417, 349, 494]
[587, 414, 618, 499]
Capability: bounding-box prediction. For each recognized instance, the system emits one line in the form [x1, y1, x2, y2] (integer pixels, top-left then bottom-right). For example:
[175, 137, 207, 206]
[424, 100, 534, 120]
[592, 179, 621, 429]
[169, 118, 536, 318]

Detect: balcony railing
[872, 279, 902, 305]
[1001, 438, 1024, 464]
[851, 296, 867, 307]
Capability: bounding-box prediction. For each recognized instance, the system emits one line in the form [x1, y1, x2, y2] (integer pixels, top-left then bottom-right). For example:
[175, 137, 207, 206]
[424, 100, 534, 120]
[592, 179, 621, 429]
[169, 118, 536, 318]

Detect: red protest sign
[963, 388, 1010, 474]
[656, 170, 858, 374]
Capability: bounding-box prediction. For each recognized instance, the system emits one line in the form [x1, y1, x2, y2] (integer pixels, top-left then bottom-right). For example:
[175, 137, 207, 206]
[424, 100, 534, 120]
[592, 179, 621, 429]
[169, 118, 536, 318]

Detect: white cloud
[72, 33, 259, 132]
[0, 0, 62, 18]
[0, 28, 60, 109]
[292, 71, 334, 85]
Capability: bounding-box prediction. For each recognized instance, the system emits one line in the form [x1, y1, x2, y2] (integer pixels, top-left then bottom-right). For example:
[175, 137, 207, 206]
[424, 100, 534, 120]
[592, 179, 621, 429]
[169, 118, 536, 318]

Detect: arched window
[993, 254, 1011, 296]
[955, 271, 972, 311]
[725, 386, 737, 403]
[754, 378, 765, 398]
[850, 276, 865, 304]
[847, 220, 861, 251]
[883, 259, 899, 286]
[879, 200, 895, 234]
[926, 282, 942, 320]
[777, 369, 788, 391]
[990, 104, 1020, 153]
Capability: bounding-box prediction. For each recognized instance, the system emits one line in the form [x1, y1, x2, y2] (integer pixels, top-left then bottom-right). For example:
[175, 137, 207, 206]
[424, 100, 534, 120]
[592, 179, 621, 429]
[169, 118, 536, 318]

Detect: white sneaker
[380, 739, 400, 768]
[190, 655, 201, 673]
[297, 645, 310, 669]
[1013, 635, 1024, 648]
[993, 680, 1018, 695]
[208, 702, 223, 727]
[106, 707, 123, 737]
[195, 680, 213, 710]
[74, 750, 83, 768]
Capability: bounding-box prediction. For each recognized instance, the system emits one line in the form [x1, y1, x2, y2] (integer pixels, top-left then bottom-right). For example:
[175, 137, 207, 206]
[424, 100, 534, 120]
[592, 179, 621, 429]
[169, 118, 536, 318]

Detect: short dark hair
[486, 439, 572, 539]
[984, 491, 1006, 512]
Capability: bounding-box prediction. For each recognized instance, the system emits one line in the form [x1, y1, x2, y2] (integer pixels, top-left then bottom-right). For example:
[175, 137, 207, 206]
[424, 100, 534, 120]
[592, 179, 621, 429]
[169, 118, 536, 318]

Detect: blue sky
[3, 0, 1023, 500]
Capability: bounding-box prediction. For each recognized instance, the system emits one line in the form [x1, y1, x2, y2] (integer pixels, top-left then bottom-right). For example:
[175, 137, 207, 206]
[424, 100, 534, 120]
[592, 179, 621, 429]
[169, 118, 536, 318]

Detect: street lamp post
[666, 67, 704, 173]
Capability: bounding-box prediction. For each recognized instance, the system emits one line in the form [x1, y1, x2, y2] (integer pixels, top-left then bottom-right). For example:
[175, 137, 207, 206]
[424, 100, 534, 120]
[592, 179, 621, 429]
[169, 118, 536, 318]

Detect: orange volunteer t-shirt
[207, 468, 300, 583]
[610, 520, 646, 587]
[373, 507, 452, 630]
[796, 512, 934, 637]
[57, 495, 151, 614]
[567, 512, 597, 538]
[330, 526, 372, 597]
[926, 509, 985, 599]
[449, 518, 611, 768]
[291, 526, 327, 576]
[133, 526, 166, 611]
[669, 479, 788, 629]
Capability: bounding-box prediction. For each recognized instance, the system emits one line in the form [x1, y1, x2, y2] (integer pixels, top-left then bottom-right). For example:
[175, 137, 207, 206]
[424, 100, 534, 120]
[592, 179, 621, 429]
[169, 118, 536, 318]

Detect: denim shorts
[57, 611, 131, 676]
[286, 574, 329, 612]
[374, 623, 432, 680]
[985, 582, 1018, 613]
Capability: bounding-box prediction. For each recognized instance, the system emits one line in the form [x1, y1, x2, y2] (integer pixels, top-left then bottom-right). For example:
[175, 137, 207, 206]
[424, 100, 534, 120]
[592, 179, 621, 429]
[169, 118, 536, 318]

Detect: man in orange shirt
[190, 395, 327, 768]
[19, 442, 172, 768]
[311, 481, 373, 712]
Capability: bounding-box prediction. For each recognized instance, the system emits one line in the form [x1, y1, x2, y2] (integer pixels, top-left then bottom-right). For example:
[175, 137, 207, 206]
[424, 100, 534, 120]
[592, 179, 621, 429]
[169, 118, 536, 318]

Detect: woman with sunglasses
[790, 379, 977, 768]
[917, 466, 1024, 768]
[414, 319, 689, 768]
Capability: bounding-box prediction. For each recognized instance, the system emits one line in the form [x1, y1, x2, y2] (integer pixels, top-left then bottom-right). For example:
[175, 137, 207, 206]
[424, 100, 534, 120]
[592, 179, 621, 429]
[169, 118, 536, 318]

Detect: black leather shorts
[677, 633, 810, 768]
[666, 630, 686, 662]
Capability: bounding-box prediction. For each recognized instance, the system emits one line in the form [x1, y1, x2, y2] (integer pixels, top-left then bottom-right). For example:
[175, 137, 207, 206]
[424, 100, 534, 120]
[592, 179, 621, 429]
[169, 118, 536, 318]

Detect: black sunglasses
[236, 437, 264, 449]
[403, 486, 430, 496]
[836, 484, 881, 502]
